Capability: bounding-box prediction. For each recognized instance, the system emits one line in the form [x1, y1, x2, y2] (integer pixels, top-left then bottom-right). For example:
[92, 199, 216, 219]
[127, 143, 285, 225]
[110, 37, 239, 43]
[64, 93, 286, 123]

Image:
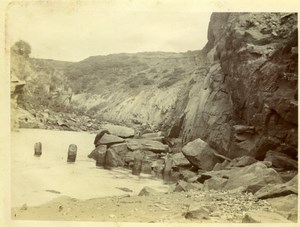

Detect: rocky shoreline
[11, 118, 298, 223]
[12, 177, 297, 223]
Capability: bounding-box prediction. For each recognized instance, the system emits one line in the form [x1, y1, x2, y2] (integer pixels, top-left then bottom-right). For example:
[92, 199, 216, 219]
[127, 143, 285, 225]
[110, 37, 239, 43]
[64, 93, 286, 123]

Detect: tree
[11, 40, 31, 57]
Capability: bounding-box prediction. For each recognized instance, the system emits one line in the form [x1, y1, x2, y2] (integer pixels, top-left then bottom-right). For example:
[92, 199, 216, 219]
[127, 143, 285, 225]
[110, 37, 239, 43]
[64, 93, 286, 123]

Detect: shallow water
[11, 129, 170, 207]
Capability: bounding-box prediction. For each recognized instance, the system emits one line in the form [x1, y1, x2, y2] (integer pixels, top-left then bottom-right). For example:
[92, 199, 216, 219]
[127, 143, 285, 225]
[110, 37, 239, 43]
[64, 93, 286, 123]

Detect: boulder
[179, 169, 197, 181]
[96, 133, 124, 147]
[255, 175, 298, 199]
[203, 177, 228, 191]
[182, 138, 225, 170]
[94, 129, 110, 147]
[138, 186, 159, 196]
[227, 156, 257, 168]
[174, 180, 188, 192]
[142, 131, 163, 137]
[185, 204, 210, 220]
[264, 150, 298, 170]
[278, 170, 298, 183]
[266, 194, 298, 222]
[126, 139, 169, 153]
[141, 132, 163, 141]
[172, 153, 192, 168]
[88, 145, 107, 161]
[213, 160, 230, 171]
[103, 124, 135, 138]
[224, 162, 283, 193]
[173, 180, 202, 192]
[109, 143, 128, 160]
[242, 210, 292, 223]
[104, 148, 124, 169]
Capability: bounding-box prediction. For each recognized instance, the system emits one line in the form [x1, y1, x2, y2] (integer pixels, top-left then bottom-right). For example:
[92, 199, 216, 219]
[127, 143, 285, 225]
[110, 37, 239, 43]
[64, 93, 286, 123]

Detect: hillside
[11, 13, 298, 158]
[10, 12, 298, 223]
[62, 51, 202, 129]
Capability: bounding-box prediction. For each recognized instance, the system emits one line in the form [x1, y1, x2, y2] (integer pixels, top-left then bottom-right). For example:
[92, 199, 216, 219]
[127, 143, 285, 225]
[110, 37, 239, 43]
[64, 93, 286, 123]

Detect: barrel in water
[67, 144, 77, 162]
[34, 142, 42, 156]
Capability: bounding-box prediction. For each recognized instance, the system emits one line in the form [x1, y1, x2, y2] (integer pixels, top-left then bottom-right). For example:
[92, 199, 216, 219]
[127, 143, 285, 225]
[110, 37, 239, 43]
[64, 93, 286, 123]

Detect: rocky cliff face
[65, 51, 200, 130]
[180, 13, 298, 161]
[11, 13, 297, 165]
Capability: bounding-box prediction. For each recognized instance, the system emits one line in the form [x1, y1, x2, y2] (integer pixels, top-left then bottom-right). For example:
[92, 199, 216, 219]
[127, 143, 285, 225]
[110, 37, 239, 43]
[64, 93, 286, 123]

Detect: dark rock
[224, 162, 283, 193]
[278, 170, 298, 183]
[109, 143, 128, 161]
[213, 160, 230, 171]
[103, 124, 135, 138]
[185, 204, 210, 220]
[126, 139, 169, 153]
[254, 136, 281, 160]
[186, 182, 203, 191]
[174, 180, 201, 192]
[203, 177, 228, 191]
[242, 210, 292, 223]
[88, 145, 107, 162]
[174, 180, 188, 192]
[179, 169, 197, 181]
[266, 194, 298, 222]
[181, 13, 297, 165]
[182, 138, 224, 170]
[227, 156, 257, 168]
[96, 133, 124, 147]
[255, 175, 298, 199]
[264, 150, 298, 170]
[104, 148, 124, 169]
[138, 186, 159, 196]
[141, 132, 163, 142]
[94, 130, 110, 147]
[187, 176, 199, 183]
[172, 152, 192, 168]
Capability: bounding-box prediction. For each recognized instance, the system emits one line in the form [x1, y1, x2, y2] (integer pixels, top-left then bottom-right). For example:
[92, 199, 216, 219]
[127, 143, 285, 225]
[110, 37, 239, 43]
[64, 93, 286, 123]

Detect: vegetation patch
[158, 67, 186, 88]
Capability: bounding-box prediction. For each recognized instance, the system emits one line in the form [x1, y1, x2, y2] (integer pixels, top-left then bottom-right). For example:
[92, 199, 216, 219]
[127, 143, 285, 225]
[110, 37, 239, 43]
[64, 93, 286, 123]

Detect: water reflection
[11, 129, 170, 207]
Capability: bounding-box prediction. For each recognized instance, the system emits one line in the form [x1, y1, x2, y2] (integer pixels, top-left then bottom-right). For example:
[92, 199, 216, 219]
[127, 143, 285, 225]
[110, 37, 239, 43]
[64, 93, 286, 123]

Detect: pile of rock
[87, 129, 172, 176]
[18, 109, 103, 133]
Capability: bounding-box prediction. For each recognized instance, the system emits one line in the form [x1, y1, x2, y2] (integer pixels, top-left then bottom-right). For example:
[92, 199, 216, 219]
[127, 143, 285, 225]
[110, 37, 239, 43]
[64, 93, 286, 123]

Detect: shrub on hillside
[124, 74, 154, 88]
[157, 67, 186, 88]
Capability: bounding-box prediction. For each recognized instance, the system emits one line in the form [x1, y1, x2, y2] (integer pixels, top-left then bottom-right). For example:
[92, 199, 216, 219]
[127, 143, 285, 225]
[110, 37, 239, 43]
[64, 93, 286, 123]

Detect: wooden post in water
[34, 142, 42, 156]
[132, 150, 144, 176]
[95, 145, 107, 167]
[163, 153, 173, 181]
[67, 144, 77, 162]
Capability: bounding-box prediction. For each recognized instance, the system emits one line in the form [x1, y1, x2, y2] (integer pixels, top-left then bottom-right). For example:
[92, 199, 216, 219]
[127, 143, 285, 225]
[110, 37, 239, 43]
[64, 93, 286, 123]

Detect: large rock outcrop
[180, 13, 298, 165]
[181, 138, 226, 170]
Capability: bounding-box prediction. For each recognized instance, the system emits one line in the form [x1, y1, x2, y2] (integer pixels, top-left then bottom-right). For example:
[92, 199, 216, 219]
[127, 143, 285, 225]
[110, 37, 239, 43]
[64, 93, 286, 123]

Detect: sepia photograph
[1, 0, 299, 226]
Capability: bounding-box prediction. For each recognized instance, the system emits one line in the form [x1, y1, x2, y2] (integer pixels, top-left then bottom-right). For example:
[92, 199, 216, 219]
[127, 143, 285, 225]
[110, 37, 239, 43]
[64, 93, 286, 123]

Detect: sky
[6, 1, 212, 62]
